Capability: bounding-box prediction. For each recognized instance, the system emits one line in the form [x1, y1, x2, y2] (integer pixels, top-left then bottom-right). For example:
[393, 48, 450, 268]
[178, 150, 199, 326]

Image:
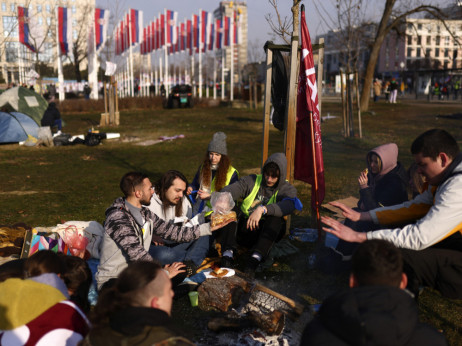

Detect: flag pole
[308, 110, 321, 234]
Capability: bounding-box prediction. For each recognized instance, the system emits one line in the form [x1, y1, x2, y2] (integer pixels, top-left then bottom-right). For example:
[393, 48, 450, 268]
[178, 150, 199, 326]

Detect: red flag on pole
[294, 5, 325, 211]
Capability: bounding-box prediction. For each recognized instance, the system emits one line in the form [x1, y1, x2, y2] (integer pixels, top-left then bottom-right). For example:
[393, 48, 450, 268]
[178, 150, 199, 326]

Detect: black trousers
[402, 235, 462, 299]
[215, 207, 284, 258]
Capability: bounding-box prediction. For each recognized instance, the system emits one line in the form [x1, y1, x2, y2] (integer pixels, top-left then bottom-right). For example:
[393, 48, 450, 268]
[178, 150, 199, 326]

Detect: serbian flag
[160, 13, 165, 46]
[208, 22, 215, 51]
[56, 7, 73, 55]
[94, 8, 109, 51]
[216, 19, 222, 50]
[193, 14, 200, 53]
[201, 10, 211, 53]
[130, 9, 143, 45]
[165, 10, 177, 46]
[294, 5, 325, 210]
[18, 6, 36, 52]
[187, 19, 192, 55]
[151, 21, 155, 52]
[224, 16, 230, 47]
[180, 22, 186, 52]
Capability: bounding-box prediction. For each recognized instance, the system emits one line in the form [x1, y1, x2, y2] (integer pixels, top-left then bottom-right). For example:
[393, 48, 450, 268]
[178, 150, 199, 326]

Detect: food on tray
[211, 211, 237, 227]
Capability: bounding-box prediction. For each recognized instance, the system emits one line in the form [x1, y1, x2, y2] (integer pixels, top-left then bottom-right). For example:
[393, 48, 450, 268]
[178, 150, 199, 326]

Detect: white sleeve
[367, 175, 462, 250]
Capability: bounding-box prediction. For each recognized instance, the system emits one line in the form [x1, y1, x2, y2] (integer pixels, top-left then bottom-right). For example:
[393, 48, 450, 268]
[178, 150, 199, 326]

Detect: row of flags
[17, 5, 109, 56]
[115, 9, 242, 56]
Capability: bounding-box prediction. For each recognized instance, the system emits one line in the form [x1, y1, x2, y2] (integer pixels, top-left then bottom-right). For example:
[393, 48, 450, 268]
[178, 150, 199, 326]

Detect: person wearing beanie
[187, 132, 239, 215]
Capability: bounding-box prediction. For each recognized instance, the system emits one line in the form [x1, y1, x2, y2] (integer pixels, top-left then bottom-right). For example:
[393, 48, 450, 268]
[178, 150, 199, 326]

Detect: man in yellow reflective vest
[219, 153, 300, 277]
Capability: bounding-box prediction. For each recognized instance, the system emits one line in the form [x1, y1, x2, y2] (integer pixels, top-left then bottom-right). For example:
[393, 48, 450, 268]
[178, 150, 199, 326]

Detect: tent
[0, 87, 48, 125]
[0, 111, 39, 143]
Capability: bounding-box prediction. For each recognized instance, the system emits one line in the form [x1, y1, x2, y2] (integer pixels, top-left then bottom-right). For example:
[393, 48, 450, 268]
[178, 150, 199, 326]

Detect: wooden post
[340, 70, 347, 137]
[284, 11, 300, 183]
[347, 74, 354, 137]
[114, 80, 120, 126]
[261, 47, 273, 168]
[100, 80, 108, 126]
[355, 72, 362, 138]
[249, 75, 253, 109]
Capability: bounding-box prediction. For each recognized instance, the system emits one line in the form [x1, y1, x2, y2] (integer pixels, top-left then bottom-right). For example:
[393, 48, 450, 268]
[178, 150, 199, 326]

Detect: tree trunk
[359, 0, 396, 112]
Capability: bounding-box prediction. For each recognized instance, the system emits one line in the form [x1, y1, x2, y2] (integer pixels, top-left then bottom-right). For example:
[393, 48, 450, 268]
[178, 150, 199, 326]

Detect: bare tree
[358, 0, 455, 111]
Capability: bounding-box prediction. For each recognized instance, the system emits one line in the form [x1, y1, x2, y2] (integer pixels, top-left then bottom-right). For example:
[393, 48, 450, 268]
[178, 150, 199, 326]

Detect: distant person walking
[83, 84, 91, 100]
[373, 79, 381, 102]
[389, 78, 398, 103]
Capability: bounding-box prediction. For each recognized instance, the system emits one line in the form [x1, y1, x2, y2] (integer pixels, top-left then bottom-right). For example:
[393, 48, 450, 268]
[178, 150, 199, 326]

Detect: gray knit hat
[207, 132, 227, 155]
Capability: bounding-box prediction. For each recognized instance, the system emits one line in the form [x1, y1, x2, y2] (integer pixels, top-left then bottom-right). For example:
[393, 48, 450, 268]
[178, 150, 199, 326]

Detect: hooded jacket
[221, 153, 297, 217]
[96, 197, 209, 289]
[83, 307, 194, 346]
[359, 143, 408, 211]
[300, 286, 447, 346]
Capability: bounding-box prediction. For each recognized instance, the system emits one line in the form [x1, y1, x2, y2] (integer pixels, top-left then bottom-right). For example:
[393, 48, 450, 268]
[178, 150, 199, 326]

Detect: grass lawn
[1, 98, 461, 344]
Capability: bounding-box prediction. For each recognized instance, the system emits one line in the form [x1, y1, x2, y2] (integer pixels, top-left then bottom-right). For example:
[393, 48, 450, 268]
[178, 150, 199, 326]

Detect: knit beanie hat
[207, 132, 227, 155]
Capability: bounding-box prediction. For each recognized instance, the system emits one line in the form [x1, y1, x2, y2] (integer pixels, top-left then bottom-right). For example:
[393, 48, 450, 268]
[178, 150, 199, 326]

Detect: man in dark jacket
[41, 97, 62, 134]
[300, 240, 447, 346]
[219, 153, 300, 277]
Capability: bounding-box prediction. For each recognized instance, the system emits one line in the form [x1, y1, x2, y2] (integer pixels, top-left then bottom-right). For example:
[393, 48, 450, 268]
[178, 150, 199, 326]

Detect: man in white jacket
[322, 129, 462, 299]
[148, 170, 210, 275]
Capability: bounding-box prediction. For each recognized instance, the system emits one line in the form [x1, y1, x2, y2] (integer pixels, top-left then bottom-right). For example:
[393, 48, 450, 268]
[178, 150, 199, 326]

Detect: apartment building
[0, 0, 94, 84]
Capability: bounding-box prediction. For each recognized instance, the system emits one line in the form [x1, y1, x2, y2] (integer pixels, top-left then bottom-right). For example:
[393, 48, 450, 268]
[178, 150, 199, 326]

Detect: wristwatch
[261, 206, 267, 215]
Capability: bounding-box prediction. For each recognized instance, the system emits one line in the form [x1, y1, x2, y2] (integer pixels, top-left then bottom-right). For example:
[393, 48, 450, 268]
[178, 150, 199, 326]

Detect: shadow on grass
[227, 116, 261, 123]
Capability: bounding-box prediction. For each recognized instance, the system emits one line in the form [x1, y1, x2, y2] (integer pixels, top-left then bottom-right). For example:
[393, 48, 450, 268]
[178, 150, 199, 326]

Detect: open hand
[197, 189, 211, 200]
[247, 207, 264, 231]
[164, 262, 186, 278]
[329, 202, 363, 222]
[321, 216, 367, 243]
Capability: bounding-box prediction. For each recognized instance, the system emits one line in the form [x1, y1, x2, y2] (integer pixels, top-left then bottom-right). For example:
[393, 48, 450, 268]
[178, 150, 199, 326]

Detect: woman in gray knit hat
[187, 132, 239, 214]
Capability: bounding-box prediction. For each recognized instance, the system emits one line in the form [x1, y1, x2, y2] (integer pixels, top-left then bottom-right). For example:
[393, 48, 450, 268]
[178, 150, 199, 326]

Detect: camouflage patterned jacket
[96, 197, 209, 288]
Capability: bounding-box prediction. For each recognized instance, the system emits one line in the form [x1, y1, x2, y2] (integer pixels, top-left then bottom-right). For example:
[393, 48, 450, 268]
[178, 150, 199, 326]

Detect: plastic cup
[188, 291, 199, 307]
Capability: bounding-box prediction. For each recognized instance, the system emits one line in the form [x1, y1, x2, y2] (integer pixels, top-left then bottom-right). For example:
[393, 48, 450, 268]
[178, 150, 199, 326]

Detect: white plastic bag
[210, 192, 235, 214]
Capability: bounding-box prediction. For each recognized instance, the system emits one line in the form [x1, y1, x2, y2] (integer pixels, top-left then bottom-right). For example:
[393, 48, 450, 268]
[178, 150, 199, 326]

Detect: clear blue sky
[95, 0, 327, 47]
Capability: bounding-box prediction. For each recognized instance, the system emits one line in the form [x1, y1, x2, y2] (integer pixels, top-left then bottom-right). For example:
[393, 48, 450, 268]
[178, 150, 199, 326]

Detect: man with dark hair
[300, 240, 447, 345]
[219, 153, 300, 277]
[322, 129, 462, 299]
[148, 170, 210, 274]
[96, 172, 230, 289]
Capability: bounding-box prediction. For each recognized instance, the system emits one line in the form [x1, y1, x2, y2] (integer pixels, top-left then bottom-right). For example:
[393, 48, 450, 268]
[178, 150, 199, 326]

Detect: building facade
[378, 17, 462, 75]
[213, 1, 248, 83]
[0, 0, 94, 84]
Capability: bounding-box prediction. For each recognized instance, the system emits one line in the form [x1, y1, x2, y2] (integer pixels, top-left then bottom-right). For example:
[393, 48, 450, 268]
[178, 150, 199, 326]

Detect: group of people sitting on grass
[0, 128, 461, 345]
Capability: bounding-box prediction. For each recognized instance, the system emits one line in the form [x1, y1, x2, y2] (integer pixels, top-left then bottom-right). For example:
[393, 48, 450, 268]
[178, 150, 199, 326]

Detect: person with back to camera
[322, 129, 462, 299]
[84, 261, 194, 345]
[300, 240, 447, 345]
[187, 131, 239, 216]
[41, 96, 62, 135]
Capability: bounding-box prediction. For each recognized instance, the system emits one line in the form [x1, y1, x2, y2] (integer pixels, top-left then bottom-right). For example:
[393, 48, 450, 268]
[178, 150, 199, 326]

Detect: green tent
[0, 87, 48, 126]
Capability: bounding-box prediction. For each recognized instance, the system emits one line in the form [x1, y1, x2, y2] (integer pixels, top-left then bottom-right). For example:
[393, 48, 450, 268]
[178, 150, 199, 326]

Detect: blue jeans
[149, 236, 210, 267]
